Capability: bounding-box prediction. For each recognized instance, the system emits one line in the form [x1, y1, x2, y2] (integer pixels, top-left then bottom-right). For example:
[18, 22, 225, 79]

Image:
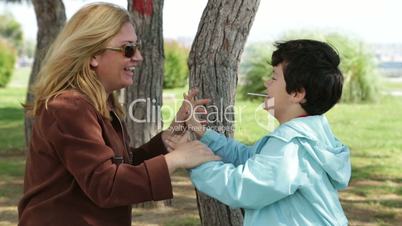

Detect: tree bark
[126, 0, 169, 208]
[24, 0, 66, 148]
[188, 0, 260, 225]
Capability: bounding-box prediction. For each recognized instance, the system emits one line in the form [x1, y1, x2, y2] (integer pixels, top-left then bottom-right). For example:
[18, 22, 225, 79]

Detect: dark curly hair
[271, 39, 344, 115]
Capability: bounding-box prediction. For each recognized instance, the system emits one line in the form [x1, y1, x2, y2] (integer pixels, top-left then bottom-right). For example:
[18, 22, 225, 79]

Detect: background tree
[23, 0, 66, 146]
[0, 13, 23, 50]
[125, 0, 169, 208]
[188, 0, 260, 225]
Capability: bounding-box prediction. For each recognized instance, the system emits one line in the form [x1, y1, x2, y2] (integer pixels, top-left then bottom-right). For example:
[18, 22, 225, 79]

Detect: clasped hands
[162, 88, 220, 172]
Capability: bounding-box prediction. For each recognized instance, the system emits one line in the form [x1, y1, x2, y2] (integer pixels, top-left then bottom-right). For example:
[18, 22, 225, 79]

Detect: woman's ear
[90, 56, 98, 67]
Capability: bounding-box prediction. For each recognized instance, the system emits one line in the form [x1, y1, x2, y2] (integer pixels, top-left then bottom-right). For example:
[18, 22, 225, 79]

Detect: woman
[18, 3, 219, 226]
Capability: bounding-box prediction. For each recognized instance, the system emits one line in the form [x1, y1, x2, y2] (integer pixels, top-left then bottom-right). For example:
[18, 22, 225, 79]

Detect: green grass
[232, 99, 278, 144]
[8, 67, 30, 88]
[383, 80, 402, 90]
[327, 96, 402, 180]
[0, 67, 29, 153]
[164, 216, 200, 226]
[0, 157, 25, 181]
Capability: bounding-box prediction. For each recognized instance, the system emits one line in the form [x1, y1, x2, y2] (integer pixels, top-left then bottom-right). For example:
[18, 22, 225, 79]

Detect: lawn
[383, 79, 402, 91]
[0, 67, 28, 154]
[0, 68, 401, 225]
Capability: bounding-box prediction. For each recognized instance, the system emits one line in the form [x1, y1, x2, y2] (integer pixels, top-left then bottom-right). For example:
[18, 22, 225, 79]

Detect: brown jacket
[18, 91, 173, 226]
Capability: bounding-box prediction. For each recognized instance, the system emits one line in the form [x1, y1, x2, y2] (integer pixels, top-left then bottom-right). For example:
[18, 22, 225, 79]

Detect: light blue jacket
[190, 115, 351, 226]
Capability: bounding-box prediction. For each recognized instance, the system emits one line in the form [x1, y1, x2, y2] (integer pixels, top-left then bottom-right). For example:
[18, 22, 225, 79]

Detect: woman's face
[91, 22, 143, 94]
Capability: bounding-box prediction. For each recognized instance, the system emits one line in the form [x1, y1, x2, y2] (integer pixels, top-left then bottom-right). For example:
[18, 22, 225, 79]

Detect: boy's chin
[263, 106, 275, 112]
[264, 107, 275, 118]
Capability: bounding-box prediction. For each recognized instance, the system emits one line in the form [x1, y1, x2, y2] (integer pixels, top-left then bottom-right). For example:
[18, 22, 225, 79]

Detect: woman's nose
[131, 49, 143, 63]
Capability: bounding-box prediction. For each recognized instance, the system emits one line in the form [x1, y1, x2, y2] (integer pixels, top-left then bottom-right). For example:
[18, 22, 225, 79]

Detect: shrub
[238, 42, 274, 100]
[0, 13, 23, 50]
[0, 39, 16, 88]
[164, 40, 189, 89]
[326, 34, 380, 102]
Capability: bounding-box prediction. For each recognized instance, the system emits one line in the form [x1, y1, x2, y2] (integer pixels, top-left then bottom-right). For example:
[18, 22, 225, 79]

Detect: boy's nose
[264, 80, 270, 88]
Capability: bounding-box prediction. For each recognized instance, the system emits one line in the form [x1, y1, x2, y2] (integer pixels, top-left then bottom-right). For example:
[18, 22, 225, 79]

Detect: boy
[188, 39, 351, 226]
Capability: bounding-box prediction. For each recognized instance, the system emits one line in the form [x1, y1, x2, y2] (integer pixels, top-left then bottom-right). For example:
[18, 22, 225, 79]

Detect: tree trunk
[126, 0, 169, 208]
[24, 0, 66, 148]
[188, 0, 260, 225]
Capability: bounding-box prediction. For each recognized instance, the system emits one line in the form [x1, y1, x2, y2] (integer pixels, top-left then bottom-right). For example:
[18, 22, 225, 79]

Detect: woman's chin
[123, 70, 134, 81]
[122, 76, 134, 87]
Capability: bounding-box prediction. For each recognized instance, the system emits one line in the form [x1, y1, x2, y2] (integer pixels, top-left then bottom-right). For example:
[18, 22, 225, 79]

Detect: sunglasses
[104, 40, 142, 58]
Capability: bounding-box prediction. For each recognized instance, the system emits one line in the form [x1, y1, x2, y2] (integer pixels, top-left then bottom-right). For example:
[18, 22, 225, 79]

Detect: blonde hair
[27, 2, 132, 119]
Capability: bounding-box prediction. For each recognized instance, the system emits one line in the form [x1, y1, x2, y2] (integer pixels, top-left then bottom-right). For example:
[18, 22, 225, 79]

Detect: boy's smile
[264, 63, 289, 115]
[264, 63, 307, 124]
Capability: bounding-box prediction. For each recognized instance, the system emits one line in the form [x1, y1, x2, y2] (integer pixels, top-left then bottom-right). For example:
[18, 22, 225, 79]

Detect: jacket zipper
[110, 110, 131, 164]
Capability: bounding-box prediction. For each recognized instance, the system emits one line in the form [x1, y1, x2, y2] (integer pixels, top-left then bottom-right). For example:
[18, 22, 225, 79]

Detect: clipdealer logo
[127, 97, 276, 132]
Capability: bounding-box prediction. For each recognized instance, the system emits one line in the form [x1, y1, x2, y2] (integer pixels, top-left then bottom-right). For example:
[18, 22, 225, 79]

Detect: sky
[1, 0, 402, 44]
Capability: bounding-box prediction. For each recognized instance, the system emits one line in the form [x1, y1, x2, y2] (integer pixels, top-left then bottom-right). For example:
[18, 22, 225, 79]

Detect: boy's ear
[291, 88, 306, 104]
[90, 56, 99, 67]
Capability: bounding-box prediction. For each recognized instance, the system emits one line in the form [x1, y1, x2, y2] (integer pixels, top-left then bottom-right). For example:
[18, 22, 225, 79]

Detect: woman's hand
[168, 88, 209, 135]
[162, 131, 192, 152]
[162, 88, 209, 151]
[164, 141, 220, 174]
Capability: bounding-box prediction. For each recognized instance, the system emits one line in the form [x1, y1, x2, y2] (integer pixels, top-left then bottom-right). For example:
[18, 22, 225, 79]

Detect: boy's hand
[186, 112, 206, 139]
[182, 90, 207, 139]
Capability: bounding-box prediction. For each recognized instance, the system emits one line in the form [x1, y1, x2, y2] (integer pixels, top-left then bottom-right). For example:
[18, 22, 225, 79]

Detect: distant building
[17, 55, 33, 68]
[377, 61, 402, 78]
[371, 43, 402, 78]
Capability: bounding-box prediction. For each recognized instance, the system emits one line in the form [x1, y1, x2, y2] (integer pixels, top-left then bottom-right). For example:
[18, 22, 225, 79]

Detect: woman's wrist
[161, 130, 171, 151]
[164, 153, 179, 175]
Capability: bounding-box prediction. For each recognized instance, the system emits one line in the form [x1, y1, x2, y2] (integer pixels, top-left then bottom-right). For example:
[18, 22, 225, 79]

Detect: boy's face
[263, 63, 293, 118]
